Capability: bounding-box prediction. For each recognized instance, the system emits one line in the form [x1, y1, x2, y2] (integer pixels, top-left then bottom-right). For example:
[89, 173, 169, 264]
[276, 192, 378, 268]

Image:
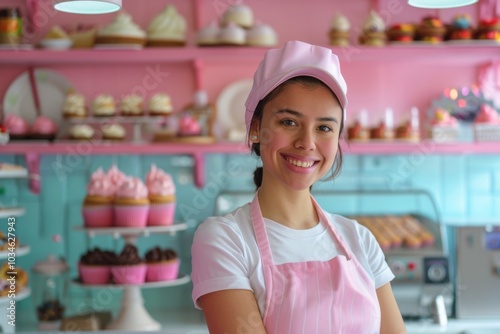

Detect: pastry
[62, 92, 87, 118]
[146, 4, 187, 47]
[111, 244, 146, 285]
[0, 263, 28, 296]
[3, 114, 29, 139]
[95, 12, 146, 46]
[178, 115, 201, 136]
[120, 94, 144, 116]
[148, 93, 173, 116]
[67, 24, 97, 48]
[395, 107, 420, 142]
[329, 13, 351, 47]
[386, 23, 415, 43]
[30, 115, 58, 140]
[145, 247, 180, 282]
[428, 108, 459, 142]
[82, 167, 114, 228]
[416, 16, 446, 43]
[473, 104, 500, 142]
[0, 231, 18, 251]
[146, 164, 176, 226]
[358, 10, 386, 47]
[78, 248, 116, 285]
[370, 108, 394, 140]
[113, 176, 150, 227]
[101, 123, 126, 140]
[92, 94, 116, 117]
[347, 120, 370, 141]
[69, 124, 95, 140]
[475, 18, 500, 41]
[196, 21, 221, 46]
[246, 22, 278, 47]
[221, 4, 254, 29]
[44, 25, 69, 40]
[219, 22, 246, 46]
[447, 14, 473, 41]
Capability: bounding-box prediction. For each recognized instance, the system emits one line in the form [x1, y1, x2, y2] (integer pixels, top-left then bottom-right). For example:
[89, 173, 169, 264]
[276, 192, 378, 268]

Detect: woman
[191, 40, 407, 334]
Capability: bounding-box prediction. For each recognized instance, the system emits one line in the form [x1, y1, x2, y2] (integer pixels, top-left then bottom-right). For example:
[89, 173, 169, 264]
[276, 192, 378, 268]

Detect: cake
[386, 23, 415, 43]
[358, 10, 386, 47]
[329, 13, 351, 47]
[218, 22, 246, 46]
[196, 21, 221, 46]
[92, 94, 116, 117]
[428, 108, 459, 142]
[246, 22, 278, 47]
[221, 4, 254, 29]
[148, 93, 173, 116]
[395, 107, 420, 142]
[473, 104, 500, 142]
[30, 115, 58, 140]
[120, 94, 144, 116]
[347, 121, 370, 141]
[146, 164, 176, 226]
[146, 4, 187, 47]
[3, 114, 29, 139]
[62, 92, 87, 118]
[113, 176, 149, 227]
[78, 248, 116, 285]
[370, 108, 395, 140]
[416, 16, 446, 43]
[475, 18, 500, 41]
[101, 123, 126, 141]
[447, 14, 473, 41]
[95, 12, 146, 46]
[67, 24, 98, 48]
[145, 247, 180, 282]
[111, 244, 146, 285]
[82, 167, 114, 228]
[69, 124, 95, 140]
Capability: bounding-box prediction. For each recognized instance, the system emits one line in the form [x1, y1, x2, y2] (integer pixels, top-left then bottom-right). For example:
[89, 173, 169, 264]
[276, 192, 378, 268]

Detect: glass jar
[0, 7, 21, 45]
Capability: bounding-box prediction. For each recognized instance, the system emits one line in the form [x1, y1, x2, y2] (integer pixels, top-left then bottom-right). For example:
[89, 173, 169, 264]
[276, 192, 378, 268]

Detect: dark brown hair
[248, 76, 345, 189]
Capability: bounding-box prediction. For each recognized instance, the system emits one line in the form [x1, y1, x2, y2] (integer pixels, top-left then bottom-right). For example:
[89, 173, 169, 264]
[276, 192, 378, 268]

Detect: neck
[257, 185, 318, 230]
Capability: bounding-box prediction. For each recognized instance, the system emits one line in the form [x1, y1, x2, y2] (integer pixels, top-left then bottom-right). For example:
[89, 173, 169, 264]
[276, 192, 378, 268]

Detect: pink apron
[250, 195, 381, 334]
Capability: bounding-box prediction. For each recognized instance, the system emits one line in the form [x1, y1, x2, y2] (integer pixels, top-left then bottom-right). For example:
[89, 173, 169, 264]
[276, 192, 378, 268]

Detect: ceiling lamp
[408, 0, 478, 8]
[54, 0, 121, 14]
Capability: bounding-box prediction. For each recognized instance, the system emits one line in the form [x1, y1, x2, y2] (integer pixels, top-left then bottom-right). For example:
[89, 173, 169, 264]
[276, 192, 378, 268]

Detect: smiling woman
[191, 40, 408, 334]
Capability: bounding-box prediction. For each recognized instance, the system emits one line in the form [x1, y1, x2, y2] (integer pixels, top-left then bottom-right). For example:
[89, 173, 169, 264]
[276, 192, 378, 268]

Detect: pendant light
[408, 0, 478, 8]
[54, 0, 121, 14]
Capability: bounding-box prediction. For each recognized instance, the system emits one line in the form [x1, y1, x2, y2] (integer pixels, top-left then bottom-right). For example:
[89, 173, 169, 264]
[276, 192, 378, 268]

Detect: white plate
[2, 69, 74, 126]
[39, 38, 73, 50]
[215, 78, 253, 141]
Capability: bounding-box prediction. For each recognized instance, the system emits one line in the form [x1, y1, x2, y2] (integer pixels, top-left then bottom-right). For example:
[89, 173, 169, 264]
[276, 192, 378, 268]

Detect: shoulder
[326, 213, 375, 247]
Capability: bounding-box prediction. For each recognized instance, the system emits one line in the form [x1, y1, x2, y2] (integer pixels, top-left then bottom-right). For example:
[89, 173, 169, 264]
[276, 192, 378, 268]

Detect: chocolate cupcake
[78, 248, 116, 285]
[111, 244, 146, 284]
[145, 247, 180, 282]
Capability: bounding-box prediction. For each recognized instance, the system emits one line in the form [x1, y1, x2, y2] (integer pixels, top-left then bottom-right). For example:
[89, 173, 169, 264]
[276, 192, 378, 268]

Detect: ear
[249, 119, 260, 137]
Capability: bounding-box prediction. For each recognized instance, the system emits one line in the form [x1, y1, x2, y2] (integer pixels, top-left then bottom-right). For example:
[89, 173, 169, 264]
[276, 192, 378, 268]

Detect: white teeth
[287, 158, 313, 168]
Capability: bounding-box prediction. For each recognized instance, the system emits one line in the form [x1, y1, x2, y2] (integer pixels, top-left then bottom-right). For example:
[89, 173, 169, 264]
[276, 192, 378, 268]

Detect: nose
[294, 127, 316, 150]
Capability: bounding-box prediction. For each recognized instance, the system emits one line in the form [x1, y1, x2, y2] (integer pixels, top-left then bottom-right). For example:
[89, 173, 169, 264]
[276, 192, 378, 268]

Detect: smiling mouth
[285, 157, 316, 168]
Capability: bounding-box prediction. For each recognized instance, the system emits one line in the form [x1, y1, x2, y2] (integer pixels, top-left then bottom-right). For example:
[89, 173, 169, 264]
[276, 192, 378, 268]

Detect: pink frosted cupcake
[3, 114, 30, 139]
[146, 164, 176, 226]
[30, 115, 58, 140]
[111, 244, 146, 284]
[145, 247, 180, 282]
[113, 177, 149, 227]
[82, 168, 115, 228]
[106, 164, 127, 191]
[78, 248, 116, 285]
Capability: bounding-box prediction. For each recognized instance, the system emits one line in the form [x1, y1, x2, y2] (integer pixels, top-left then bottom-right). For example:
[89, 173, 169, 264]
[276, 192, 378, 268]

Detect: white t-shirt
[191, 203, 394, 315]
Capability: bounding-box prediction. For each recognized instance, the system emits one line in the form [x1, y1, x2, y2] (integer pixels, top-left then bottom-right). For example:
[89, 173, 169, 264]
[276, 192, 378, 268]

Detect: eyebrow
[275, 109, 339, 124]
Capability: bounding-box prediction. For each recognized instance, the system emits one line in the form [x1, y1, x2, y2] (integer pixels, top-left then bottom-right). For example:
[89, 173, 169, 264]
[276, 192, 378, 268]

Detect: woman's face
[254, 82, 343, 191]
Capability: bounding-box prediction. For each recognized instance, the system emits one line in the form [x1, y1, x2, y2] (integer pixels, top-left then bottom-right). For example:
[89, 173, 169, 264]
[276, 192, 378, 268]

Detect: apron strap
[250, 193, 275, 266]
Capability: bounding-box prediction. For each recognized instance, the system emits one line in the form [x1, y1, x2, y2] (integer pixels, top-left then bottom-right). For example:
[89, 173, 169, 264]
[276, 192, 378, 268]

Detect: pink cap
[245, 40, 348, 132]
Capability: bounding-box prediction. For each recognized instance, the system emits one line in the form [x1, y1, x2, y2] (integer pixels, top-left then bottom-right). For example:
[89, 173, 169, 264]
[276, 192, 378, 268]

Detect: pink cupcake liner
[78, 263, 111, 285]
[147, 202, 176, 226]
[82, 205, 113, 228]
[111, 264, 147, 284]
[146, 259, 180, 282]
[113, 205, 149, 227]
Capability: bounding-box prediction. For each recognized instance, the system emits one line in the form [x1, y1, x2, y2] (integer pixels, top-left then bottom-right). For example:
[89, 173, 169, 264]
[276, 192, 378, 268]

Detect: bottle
[0, 7, 21, 45]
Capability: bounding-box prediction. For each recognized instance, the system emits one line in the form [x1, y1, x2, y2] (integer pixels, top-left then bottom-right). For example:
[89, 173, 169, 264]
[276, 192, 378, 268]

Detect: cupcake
[69, 124, 95, 140]
[447, 14, 473, 41]
[475, 18, 500, 41]
[92, 94, 116, 117]
[62, 92, 87, 118]
[218, 22, 246, 46]
[145, 247, 180, 282]
[395, 107, 420, 142]
[82, 167, 114, 228]
[67, 24, 98, 48]
[178, 115, 201, 136]
[196, 21, 221, 46]
[329, 13, 351, 47]
[106, 164, 127, 191]
[221, 4, 254, 29]
[101, 123, 126, 141]
[146, 164, 176, 226]
[78, 248, 116, 285]
[386, 23, 415, 43]
[146, 4, 187, 47]
[113, 176, 149, 227]
[111, 244, 146, 285]
[95, 12, 146, 46]
[148, 93, 173, 116]
[30, 115, 58, 140]
[120, 94, 144, 116]
[3, 114, 29, 139]
[416, 16, 446, 44]
[246, 22, 278, 47]
[358, 10, 387, 47]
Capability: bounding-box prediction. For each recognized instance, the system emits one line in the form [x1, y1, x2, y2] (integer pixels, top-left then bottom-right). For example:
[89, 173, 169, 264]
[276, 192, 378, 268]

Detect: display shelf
[0, 207, 25, 219]
[71, 274, 191, 289]
[74, 223, 189, 239]
[0, 245, 30, 259]
[0, 169, 28, 179]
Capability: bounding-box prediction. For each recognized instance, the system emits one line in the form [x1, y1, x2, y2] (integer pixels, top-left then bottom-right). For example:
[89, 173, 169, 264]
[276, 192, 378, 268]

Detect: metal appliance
[456, 226, 500, 319]
[213, 189, 453, 320]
